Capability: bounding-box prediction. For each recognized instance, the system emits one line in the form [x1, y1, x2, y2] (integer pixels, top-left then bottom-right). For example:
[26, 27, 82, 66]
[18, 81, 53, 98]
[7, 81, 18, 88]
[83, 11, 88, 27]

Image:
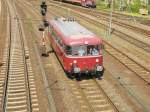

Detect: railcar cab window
[65, 45, 100, 56]
[87, 45, 100, 56]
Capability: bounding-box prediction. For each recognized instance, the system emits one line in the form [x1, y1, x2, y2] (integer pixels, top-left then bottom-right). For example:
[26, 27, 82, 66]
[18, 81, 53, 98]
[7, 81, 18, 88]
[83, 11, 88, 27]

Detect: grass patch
[95, 0, 150, 18]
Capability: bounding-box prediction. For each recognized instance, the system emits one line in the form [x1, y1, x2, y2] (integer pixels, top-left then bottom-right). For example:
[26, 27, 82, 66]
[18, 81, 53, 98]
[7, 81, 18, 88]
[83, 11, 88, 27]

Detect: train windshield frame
[65, 45, 101, 56]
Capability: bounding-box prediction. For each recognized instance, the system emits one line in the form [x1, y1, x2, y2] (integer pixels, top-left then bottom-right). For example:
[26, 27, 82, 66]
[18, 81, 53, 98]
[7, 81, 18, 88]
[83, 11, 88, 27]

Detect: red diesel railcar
[48, 18, 103, 78]
[61, 0, 96, 8]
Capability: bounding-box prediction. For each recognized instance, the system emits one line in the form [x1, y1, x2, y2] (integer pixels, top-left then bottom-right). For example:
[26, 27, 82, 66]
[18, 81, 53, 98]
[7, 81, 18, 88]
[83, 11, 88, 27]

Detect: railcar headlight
[73, 60, 77, 64]
[96, 59, 99, 62]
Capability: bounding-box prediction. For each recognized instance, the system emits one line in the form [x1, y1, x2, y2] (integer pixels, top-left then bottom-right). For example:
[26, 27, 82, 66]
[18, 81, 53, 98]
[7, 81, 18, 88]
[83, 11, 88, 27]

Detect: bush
[129, 0, 141, 13]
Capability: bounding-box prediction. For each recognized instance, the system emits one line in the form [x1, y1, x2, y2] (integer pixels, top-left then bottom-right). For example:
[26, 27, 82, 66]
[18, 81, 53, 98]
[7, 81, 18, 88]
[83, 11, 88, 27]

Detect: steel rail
[74, 79, 97, 112]
[1, 0, 11, 111]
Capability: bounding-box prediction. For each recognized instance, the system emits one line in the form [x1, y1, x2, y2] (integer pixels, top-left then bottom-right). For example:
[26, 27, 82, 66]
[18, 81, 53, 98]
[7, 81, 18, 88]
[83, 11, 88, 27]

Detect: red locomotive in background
[48, 18, 103, 78]
[59, 0, 96, 8]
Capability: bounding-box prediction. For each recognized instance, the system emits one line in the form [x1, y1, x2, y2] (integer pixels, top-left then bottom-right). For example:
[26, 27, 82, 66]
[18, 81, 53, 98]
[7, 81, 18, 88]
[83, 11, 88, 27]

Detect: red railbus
[48, 18, 103, 78]
[63, 0, 96, 8]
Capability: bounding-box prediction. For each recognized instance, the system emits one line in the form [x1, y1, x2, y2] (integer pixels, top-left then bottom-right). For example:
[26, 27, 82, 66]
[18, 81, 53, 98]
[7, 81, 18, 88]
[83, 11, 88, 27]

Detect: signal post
[39, 1, 48, 56]
[41, 31, 47, 56]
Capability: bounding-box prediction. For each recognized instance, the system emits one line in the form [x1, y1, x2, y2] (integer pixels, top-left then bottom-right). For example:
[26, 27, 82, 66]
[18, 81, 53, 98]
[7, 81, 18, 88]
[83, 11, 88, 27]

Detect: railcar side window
[65, 46, 72, 55]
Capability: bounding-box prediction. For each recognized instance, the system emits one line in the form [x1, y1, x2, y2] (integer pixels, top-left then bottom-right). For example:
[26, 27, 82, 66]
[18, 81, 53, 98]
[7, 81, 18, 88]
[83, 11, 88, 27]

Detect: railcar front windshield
[65, 45, 101, 56]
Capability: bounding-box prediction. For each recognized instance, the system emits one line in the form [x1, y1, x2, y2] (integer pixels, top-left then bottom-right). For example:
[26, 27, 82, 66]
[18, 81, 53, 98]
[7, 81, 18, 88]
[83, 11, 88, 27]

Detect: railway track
[104, 42, 150, 84]
[0, 0, 39, 111]
[67, 78, 119, 112]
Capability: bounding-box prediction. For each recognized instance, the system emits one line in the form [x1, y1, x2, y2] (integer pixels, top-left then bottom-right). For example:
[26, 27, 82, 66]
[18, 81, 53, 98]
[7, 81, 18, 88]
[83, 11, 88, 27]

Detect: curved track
[0, 0, 39, 111]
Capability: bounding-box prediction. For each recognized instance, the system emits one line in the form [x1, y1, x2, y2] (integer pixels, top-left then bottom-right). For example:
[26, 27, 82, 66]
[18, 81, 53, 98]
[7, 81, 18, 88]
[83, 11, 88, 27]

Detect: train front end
[64, 43, 103, 77]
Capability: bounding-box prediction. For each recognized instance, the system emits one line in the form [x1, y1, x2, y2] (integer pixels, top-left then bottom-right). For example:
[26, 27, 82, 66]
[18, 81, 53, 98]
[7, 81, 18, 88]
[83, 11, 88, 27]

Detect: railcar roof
[51, 18, 95, 37]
